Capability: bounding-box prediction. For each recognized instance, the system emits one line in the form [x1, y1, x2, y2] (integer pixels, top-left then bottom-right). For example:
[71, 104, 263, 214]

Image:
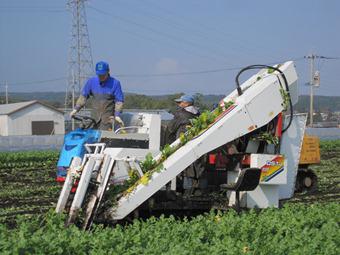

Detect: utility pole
[5, 81, 8, 104]
[304, 54, 337, 127]
[65, 0, 94, 130]
[305, 54, 316, 127]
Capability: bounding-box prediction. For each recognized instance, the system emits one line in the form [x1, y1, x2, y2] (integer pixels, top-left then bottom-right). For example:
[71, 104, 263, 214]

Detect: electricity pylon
[65, 0, 94, 129]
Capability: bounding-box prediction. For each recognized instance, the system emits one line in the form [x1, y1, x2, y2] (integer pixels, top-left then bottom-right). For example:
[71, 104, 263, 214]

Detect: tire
[295, 168, 318, 193]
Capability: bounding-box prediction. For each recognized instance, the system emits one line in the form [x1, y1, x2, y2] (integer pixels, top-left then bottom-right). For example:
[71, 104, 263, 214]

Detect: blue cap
[95, 61, 109, 75]
[174, 95, 194, 104]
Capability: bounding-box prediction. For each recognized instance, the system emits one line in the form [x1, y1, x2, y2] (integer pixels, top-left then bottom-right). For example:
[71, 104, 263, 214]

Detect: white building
[0, 100, 65, 136]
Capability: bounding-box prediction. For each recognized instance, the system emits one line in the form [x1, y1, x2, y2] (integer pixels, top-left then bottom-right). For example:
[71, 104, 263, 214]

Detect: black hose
[235, 64, 293, 133]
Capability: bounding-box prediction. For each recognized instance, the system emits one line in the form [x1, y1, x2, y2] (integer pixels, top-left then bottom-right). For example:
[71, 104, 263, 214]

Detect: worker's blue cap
[95, 61, 109, 75]
[174, 95, 194, 104]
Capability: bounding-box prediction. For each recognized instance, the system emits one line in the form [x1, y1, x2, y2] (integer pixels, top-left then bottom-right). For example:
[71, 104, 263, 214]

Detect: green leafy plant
[279, 87, 290, 111]
[179, 132, 188, 145]
[0, 151, 58, 169]
[123, 101, 235, 196]
[252, 131, 279, 145]
[0, 203, 340, 254]
[128, 169, 139, 183]
[140, 153, 157, 173]
[161, 144, 176, 161]
[224, 101, 234, 110]
[0, 142, 339, 255]
[267, 67, 275, 74]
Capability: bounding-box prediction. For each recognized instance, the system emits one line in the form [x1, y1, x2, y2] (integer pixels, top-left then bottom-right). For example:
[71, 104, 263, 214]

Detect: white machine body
[247, 154, 287, 208]
[110, 61, 298, 219]
[56, 61, 305, 224]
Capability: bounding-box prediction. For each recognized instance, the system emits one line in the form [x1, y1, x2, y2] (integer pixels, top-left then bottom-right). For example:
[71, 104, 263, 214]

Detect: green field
[0, 141, 339, 254]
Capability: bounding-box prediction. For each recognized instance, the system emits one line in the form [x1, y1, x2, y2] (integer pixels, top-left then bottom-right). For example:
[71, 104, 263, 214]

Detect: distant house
[125, 109, 174, 121]
[0, 101, 65, 136]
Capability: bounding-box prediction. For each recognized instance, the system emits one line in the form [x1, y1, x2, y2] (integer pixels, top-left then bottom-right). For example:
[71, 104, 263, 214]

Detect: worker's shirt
[166, 106, 200, 144]
[82, 75, 123, 103]
[78, 75, 124, 128]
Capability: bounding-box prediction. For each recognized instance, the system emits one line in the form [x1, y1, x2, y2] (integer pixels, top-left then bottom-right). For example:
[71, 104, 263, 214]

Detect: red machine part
[56, 177, 79, 193]
[275, 113, 283, 138]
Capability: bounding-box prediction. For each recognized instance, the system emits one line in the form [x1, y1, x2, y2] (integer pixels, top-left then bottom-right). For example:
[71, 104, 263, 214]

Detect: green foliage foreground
[0, 203, 339, 255]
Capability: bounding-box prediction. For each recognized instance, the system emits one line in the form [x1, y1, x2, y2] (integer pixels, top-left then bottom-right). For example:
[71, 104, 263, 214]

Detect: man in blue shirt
[70, 61, 124, 130]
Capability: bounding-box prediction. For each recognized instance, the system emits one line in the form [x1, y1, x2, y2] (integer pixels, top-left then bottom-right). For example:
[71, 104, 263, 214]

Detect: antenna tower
[65, 0, 94, 111]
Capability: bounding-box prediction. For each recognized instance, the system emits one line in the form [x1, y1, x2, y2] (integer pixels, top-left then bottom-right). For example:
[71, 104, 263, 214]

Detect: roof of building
[125, 109, 174, 121]
[0, 100, 64, 116]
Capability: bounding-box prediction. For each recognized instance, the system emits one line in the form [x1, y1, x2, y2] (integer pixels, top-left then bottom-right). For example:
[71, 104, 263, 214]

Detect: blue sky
[0, 0, 339, 96]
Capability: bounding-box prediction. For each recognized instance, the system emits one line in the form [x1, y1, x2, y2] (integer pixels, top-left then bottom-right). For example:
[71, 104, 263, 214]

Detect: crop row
[0, 151, 59, 169]
[0, 203, 339, 255]
[0, 142, 338, 254]
[319, 139, 340, 152]
[0, 156, 60, 225]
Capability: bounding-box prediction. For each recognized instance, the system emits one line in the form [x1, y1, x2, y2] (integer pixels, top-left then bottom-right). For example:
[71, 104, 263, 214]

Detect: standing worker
[70, 61, 124, 130]
[166, 94, 201, 195]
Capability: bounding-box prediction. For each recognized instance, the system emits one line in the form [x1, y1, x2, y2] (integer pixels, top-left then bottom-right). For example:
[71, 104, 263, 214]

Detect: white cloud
[155, 58, 179, 73]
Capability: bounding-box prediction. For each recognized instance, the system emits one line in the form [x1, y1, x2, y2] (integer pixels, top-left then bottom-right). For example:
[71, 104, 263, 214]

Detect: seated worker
[70, 61, 124, 130]
[166, 94, 200, 144]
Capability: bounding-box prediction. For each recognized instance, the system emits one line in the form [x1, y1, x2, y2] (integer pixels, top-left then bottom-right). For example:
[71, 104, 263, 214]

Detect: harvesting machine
[56, 61, 313, 229]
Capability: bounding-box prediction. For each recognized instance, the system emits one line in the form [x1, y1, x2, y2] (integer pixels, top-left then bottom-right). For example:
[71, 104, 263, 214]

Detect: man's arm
[70, 81, 91, 117]
[167, 111, 194, 140]
[113, 80, 124, 116]
[167, 114, 180, 137]
[75, 81, 91, 110]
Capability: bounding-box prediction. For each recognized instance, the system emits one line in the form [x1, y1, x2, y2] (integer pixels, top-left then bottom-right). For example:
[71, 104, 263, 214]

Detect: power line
[0, 6, 66, 13]
[139, 0, 280, 60]
[116, 57, 305, 78]
[1, 67, 232, 86]
[3, 57, 304, 85]
[117, 66, 243, 78]
[315, 56, 340, 59]
[7, 77, 67, 86]
[102, 0, 244, 60]
[87, 13, 227, 65]
[88, 6, 231, 64]
[0, 7, 64, 9]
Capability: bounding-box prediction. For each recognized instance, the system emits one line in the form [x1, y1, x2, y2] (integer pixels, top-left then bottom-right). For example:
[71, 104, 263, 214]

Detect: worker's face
[177, 101, 191, 108]
[98, 72, 109, 82]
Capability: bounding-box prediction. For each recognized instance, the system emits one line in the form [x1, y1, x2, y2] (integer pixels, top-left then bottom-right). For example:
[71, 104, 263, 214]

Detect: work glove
[114, 116, 124, 126]
[69, 109, 78, 118]
[108, 116, 124, 125]
[114, 111, 124, 125]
